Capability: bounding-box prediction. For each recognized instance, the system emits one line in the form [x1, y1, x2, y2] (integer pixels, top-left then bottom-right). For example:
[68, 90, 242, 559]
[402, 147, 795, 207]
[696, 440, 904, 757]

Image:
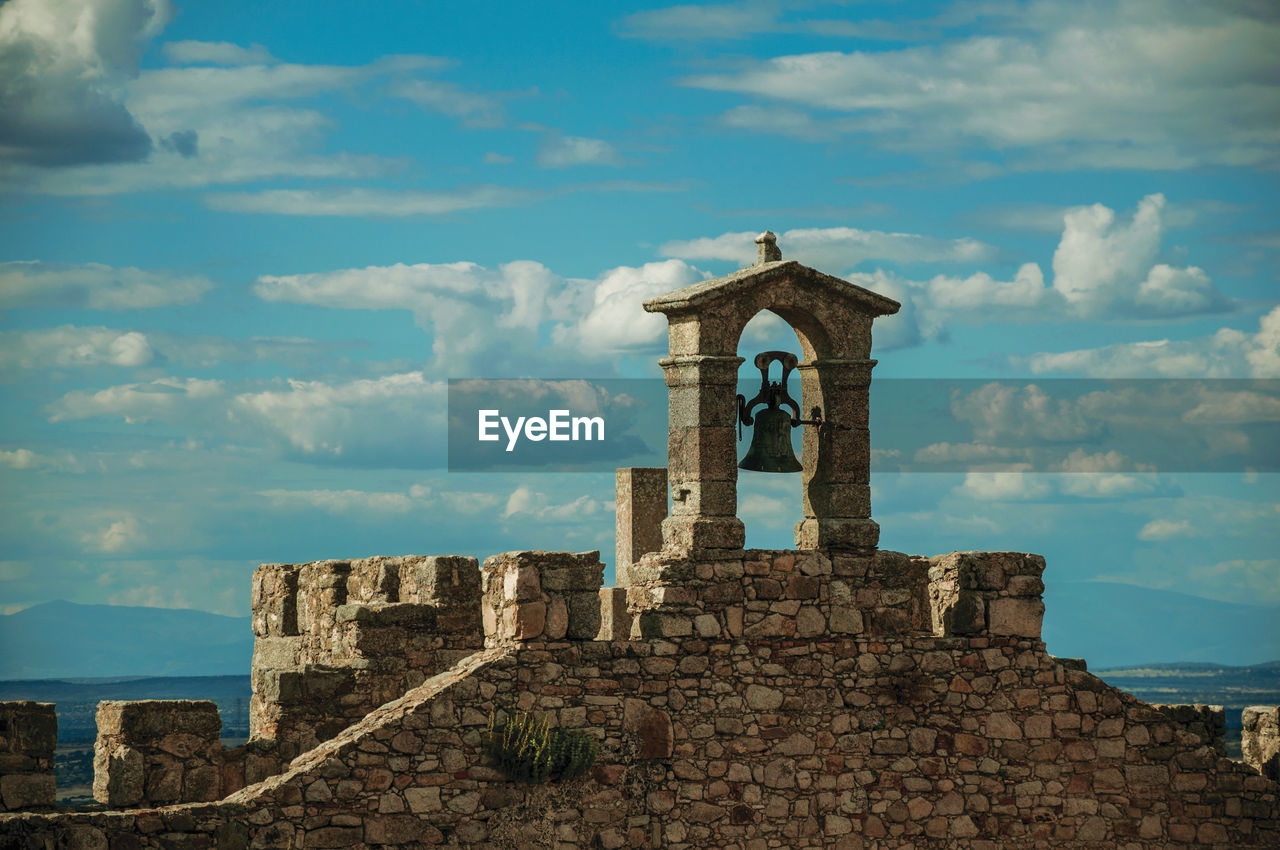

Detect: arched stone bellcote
[642, 231, 900, 555]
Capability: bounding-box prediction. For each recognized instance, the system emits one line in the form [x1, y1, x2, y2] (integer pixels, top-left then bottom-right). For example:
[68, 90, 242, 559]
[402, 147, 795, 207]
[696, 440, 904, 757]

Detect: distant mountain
[1042, 582, 1280, 670]
[0, 600, 253, 679]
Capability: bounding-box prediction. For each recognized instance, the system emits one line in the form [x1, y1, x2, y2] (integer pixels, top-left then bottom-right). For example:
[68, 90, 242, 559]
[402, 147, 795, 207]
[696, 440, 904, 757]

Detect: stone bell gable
[3, 232, 1278, 849]
[642, 231, 900, 555]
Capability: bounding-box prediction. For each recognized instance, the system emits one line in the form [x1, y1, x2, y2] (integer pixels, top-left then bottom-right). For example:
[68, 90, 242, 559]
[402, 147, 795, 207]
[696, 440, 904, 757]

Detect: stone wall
[0, 702, 55, 811]
[1152, 704, 1227, 757]
[4, 547, 1278, 848]
[93, 700, 223, 808]
[1244, 706, 1280, 781]
[250, 554, 484, 762]
[625, 547, 983, 643]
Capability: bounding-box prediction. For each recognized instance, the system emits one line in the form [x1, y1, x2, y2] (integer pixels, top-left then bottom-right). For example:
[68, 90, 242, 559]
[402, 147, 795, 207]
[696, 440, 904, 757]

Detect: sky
[0, 0, 1277, 661]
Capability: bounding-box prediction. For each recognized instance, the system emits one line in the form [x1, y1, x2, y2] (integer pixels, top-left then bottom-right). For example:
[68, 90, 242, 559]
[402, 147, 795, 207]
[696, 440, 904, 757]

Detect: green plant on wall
[483, 709, 598, 782]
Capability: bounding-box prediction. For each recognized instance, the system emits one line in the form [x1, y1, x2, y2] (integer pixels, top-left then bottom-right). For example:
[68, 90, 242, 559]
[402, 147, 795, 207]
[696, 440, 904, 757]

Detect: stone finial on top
[755, 230, 782, 265]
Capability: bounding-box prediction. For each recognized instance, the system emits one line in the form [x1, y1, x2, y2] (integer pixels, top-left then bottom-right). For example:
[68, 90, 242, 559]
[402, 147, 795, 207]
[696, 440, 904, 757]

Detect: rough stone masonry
[0, 233, 1276, 847]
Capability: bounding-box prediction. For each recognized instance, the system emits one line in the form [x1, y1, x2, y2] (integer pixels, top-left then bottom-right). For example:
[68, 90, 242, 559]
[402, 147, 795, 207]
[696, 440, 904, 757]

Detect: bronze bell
[737, 351, 804, 473]
[739, 405, 803, 472]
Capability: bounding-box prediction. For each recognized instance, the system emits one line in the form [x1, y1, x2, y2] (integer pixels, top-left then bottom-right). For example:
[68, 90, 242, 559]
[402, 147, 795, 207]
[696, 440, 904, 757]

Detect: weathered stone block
[987, 597, 1045, 639]
[794, 517, 879, 551]
[1243, 705, 1280, 781]
[399, 555, 481, 607]
[624, 699, 673, 759]
[616, 467, 668, 587]
[597, 588, 632, 641]
[93, 743, 142, 807]
[251, 564, 300, 637]
[566, 591, 602, 640]
[0, 774, 55, 810]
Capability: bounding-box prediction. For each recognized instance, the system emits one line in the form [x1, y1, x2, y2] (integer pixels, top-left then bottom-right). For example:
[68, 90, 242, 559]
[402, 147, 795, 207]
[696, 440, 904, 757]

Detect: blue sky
[1, 0, 1277, 659]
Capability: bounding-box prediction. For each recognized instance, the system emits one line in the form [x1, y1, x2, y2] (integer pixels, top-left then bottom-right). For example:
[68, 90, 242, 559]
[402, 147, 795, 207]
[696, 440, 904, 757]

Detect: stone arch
[642, 232, 898, 555]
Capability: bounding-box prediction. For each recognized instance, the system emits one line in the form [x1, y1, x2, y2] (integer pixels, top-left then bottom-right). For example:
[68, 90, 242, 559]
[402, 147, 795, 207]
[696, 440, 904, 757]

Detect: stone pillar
[1243, 705, 1279, 781]
[0, 701, 56, 811]
[94, 700, 223, 807]
[794, 358, 878, 551]
[660, 354, 745, 552]
[482, 551, 605, 646]
[615, 467, 668, 586]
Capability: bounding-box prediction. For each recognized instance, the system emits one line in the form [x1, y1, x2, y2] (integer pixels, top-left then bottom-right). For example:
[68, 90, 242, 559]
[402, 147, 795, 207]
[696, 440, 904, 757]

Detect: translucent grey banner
[447, 378, 1280, 473]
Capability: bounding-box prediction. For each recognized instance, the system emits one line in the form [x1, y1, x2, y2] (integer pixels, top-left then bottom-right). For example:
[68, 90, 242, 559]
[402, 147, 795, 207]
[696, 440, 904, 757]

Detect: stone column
[660, 354, 745, 552]
[615, 467, 668, 587]
[794, 358, 879, 551]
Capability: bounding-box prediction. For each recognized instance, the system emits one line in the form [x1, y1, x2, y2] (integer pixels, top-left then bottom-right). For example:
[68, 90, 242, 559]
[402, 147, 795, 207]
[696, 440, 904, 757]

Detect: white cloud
[254, 261, 574, 368]
[618, 1, 868, 43]
[619, 1, 782, 40]
[1051, 195, 1228, 318]
[569, 260, 707, 354]
[205, 186, 536, 217]
[254, 255, 705, 365]
[1137, 518, 1193, 541]
[390, 78, 505, 127]
[1183, 389, 1280, 424]
[950, 383, 1099, 444]
[0, 0, 170, 166]
[0, 449, 40, 469]
[0, 448, 81, 473]
[232, 372, 445, 461]
[680, 2, 1280, 169]
[48, 376, 225, 424]
[0, 261, 212, 309]
[45, 370, 450, 467]
[1055, 452, 1158, 498]
[502, 484, 607, 522]
[1025, 306, 1280, 378]
[256, 484, 503, 518]
[854, 195, 1233, 347]
[0, 326, 154, 369]
[959, 467, 1051, 501]
[257, 488, 416, 515]
[161, 40, 275, 66]
[537, 134, 623, 168]
[7, 42, 438, 194]
[81, 513, 145, 552]
[0, 325, 362, 371]
[661, 226, 993, 270]
[913, 442, 1028, 466]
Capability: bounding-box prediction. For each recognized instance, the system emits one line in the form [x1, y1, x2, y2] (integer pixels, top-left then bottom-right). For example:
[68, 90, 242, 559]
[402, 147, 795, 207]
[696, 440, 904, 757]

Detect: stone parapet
[928, 551, 1047, 639]
[0, 702, 56, 811]
[1244, 705, 1280, 781]
[482, 550, 605, 646]
[249, 554, 484, 762]
[625, 547, 1013, 642]
[93, 700, 222, 808]
[1151, 703, 1226, 756]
